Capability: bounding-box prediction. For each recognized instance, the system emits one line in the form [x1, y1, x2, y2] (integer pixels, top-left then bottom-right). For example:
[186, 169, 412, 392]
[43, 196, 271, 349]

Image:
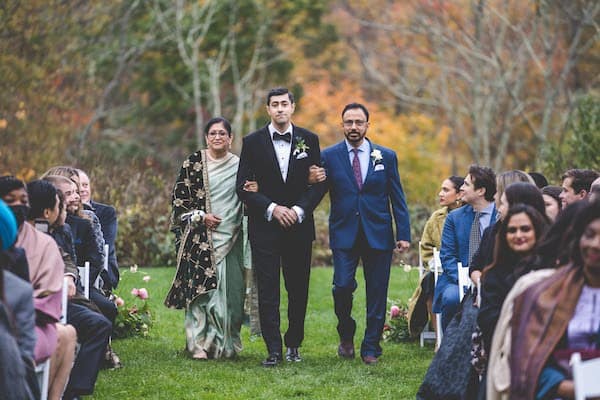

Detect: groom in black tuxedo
[236, 87, 326, 366]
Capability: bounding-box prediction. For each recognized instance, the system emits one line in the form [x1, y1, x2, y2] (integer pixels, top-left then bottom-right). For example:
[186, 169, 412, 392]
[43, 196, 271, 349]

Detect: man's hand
[243, 180, 258, 192]
[396, 240, 410, 253]
[204, 214, 222, 230]
[470, 270, 482, 285]
[272, 205, 298, 228]
[308, 165, 326, 185]
[66, 275, 76, 298]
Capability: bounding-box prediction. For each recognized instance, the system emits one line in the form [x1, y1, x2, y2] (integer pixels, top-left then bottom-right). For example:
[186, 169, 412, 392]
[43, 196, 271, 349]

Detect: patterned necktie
[352, 148, 362, 190]
[468, 211, 482, 265]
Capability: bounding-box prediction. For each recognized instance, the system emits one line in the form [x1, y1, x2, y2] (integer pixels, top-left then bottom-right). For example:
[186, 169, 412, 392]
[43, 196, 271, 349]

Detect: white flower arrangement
[371, 149, 383, 165]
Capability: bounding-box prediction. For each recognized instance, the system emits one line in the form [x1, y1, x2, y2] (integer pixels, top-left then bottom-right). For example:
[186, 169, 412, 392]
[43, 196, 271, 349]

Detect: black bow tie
[273, 132, 291, 143]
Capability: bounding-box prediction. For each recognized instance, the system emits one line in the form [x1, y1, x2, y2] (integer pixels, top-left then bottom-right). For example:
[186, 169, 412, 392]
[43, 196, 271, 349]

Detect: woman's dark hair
[0, 176, 25, 198]
[569, 199, 600, 268]
[483, 204, 549, 277]
[522, 200, 588, 272]
[448, 176, 465, 192]
[204, 117, 232, 137]
[504, 182, 547, 219]
[541, 186, 563, 211]
[26, 180, 58, 220]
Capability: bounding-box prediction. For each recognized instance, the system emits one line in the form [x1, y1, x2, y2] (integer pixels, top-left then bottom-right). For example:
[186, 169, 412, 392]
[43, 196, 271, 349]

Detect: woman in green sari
[165, 117, 256, 359]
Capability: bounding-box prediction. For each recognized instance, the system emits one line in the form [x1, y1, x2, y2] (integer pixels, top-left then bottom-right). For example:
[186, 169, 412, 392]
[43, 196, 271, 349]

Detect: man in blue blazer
[433, 165, 497, 330]
[320, 103, 410, 365]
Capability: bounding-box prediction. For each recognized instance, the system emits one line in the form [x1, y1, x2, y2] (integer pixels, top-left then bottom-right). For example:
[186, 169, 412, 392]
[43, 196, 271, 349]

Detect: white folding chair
[571, 352, 600, 400]
[35, 359, 50, 400]
[61, 276, 69, 324]
[77, 262, 90, 299]
[418, 241, 436, 347]
[432, 247, 443, 349]
[457, 262, 471, 302]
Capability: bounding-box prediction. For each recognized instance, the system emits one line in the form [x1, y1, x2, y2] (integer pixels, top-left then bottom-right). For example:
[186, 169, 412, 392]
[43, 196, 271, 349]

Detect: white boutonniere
[293, 137, 310, 159]
[371, 149, 383, 165]
[371, 149, 385, 171]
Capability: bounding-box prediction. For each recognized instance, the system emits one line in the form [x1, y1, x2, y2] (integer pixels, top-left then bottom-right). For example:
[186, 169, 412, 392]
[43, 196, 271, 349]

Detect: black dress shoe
[337, 340, 355, 359]
[262, 353, 282, 367]
[286, 347, 302, 362]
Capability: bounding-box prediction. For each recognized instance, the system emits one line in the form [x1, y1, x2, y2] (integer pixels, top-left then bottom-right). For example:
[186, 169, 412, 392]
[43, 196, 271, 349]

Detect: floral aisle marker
[382, 300, 412, 343]
[113, 276, 154, 338]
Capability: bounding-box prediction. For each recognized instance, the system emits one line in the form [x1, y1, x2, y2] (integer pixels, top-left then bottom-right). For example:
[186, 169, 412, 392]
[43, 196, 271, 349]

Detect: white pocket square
[374, 164, 385, 171]
[296, 152, 308, 159]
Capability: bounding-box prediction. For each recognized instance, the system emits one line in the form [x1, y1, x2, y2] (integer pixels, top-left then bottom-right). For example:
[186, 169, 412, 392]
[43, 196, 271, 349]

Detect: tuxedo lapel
[260, 126, 285, 184]
[286, 128, 300, 183]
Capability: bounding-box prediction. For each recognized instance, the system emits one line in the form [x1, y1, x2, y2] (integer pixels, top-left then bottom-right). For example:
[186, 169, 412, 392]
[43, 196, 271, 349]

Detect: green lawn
[92, 266, 433, 399]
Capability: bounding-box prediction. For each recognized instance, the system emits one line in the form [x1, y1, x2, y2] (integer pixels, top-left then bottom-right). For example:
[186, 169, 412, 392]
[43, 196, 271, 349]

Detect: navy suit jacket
[433, 203, 497, 311]
[321, 140, 410, 250]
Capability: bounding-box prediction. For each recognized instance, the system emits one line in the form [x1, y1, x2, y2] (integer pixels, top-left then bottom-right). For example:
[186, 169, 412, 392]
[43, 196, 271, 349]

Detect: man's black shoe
[261, 353, 282, 367]
[286, 347, 302, 362]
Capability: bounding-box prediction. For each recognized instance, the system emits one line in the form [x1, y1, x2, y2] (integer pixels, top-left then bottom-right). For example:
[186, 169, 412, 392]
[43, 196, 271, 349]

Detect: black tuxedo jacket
[236, 125, 326, 245]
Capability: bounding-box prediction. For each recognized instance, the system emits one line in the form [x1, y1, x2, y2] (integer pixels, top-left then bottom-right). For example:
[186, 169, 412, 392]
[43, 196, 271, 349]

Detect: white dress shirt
[265, 123, 305, 223]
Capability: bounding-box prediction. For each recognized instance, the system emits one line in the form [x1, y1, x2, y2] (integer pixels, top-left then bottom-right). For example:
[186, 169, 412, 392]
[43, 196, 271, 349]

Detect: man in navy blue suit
[433, 165, 497, 331]
[320, 103, 410, 365]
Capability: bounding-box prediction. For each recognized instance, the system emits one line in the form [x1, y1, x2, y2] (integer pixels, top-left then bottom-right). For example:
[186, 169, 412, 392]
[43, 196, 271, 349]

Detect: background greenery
[1, 1, 598, 268]
[94, 265, 432, 399]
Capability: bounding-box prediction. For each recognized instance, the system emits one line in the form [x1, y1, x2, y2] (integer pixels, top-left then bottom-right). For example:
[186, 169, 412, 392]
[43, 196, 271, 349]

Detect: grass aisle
[92, 266, 433, 399]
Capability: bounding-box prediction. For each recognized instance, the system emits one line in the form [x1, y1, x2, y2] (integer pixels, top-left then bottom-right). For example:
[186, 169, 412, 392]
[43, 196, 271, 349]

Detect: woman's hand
[204, 213, 222, 230]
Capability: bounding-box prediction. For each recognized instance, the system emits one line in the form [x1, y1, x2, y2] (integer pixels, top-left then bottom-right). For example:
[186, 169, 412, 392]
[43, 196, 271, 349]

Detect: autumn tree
[334, 0, 599, 171]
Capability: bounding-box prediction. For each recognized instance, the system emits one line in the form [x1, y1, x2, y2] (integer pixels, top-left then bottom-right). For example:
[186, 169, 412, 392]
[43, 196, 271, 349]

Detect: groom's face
[266, 94, 295, 128]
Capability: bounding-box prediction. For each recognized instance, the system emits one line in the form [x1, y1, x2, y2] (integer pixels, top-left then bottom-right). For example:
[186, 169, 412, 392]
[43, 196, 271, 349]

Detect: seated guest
[42, 175, 116, 322]
[559, 168, 599, 207]
[0, 176, 76, 400]
[528, 171, 548, 189]
[541, 185, 563, 222]
[0, 199, 38, 398]
[469, 170, 535, 284]
[29, 180, 112, 399]
[589, 176, 600, 202]
[42, 167, 107, 284]
[434, 165, 497, 331]
[408, 176, 463, 339]
[488, 200, 600, 399]
[77, 168, 120, 291]
[478, 204, 549, 358]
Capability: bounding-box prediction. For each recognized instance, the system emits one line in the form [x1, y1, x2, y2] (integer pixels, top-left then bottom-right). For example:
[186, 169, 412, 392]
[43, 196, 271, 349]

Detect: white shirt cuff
[292, 206, 305, 223]
[266, 203, 277, 221]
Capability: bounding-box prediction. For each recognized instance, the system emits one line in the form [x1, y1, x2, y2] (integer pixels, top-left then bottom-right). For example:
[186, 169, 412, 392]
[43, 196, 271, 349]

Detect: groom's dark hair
[341, 103, 369, 121]
[267, 87, 294, 105]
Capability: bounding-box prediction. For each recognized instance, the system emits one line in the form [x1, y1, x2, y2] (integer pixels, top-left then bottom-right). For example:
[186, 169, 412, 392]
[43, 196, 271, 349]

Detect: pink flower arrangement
[131, 287, 149, 300]
[137, 288, 149, 300]
[390, 305, 401, 318]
